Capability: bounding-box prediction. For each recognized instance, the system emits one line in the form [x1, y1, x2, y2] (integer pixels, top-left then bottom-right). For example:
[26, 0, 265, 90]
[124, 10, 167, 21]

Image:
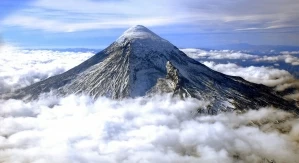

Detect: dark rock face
[149, 61, 190, 99]
[3, 25, 298, 114]
[166, 61, 180, 85]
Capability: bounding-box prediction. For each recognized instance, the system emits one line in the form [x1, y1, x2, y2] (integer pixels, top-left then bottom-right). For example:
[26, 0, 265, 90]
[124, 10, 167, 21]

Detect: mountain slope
[3, 25, 298, 114]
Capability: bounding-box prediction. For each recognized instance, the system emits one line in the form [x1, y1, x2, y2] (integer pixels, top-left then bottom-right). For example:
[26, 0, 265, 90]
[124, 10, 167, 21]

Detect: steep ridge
[3, 25, 298, 114]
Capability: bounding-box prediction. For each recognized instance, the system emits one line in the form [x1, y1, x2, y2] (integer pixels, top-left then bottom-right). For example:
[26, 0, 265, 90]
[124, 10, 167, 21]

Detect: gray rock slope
[4, 25, 298, 114]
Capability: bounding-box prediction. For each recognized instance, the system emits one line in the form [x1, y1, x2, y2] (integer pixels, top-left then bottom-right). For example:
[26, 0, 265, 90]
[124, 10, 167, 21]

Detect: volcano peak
[116, 25, 163, 43]
[4, 25, 298, 115]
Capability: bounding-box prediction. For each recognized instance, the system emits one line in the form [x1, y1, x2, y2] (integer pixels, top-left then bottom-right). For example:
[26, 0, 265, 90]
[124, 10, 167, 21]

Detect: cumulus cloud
[0, 94, 299, 163]
[0, 45, 94, 93]
[202, 61, 295, 87]
[201, 61, 299, 101]
[1, 45, 299, 162]
[183, 48, 299, 101]
[284, 92, 299, 101]
[183, 48, 299, 66]
[181, 48, 258, 60]
[281, 51, 299, 55]
[257, 54, 299, 66]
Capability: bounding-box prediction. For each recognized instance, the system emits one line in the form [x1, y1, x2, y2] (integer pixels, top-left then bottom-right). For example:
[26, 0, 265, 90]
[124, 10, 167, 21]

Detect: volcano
[4, 25, 298, 114]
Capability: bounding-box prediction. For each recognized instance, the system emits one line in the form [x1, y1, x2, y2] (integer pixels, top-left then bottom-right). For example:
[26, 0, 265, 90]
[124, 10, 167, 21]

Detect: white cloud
[0, 94, 299, 163]
[2, 15, 178, 33]
[0, 45, 94, 93]
[201, 61, 299, 101]
[182, 48, 258, 60]
[1, 46, 299, 162]
[281, 51, 299, 55]
[182, 48, 299, 66]
[202, 61, 296, 87]
[182, 48, 299, 98]
[284, 92, 299, 101]
[257, 54, 299, 66]
[2, 0, 183, 32]
[2, 0, 299, 32]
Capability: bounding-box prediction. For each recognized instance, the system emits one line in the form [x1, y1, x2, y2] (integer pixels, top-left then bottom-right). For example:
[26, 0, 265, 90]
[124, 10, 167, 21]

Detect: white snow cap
[116, 25, 164, 43]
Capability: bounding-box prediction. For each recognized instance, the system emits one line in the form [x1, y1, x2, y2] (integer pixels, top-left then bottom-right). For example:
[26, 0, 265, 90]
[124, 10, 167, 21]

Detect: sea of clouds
[182, 48, 299, 101]
[182, 48, 299, 66]
[0, 46, 299, 163]
[0, 45, 94, 93]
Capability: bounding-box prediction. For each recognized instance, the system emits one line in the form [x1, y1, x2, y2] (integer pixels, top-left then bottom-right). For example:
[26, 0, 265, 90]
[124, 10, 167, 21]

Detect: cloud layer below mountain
[257, 54, 299, 66]
[202, 61, 299, 101]
[183, 48, 299, 100]
[0, 45, 93, 93]
[181, 49, 258, 60]
[202, 61, 295, 88]
[182, 48, 299, 66]
[1, 94, 299, 163]
[1, 47, 299, 162]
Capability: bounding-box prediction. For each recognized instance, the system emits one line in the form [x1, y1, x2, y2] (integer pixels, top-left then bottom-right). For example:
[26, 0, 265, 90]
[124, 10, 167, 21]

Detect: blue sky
[1, 0, 299, 48]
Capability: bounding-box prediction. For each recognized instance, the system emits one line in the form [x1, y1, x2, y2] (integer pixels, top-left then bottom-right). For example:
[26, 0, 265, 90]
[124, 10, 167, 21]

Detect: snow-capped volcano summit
[4, 25, 298, 114]
[116, 25, 175, 54]
[117, 25, 163, 42]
